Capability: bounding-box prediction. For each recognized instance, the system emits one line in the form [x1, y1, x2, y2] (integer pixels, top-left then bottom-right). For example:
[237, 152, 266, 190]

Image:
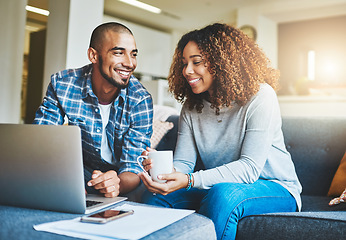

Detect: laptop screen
[0, 124, 86, 213]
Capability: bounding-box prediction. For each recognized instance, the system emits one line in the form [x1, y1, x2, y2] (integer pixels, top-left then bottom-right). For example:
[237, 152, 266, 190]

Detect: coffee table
[0, 201, 216, 239]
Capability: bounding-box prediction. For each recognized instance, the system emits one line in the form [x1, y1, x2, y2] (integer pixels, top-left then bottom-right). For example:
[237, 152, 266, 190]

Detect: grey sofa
[156, 115, 346, 239]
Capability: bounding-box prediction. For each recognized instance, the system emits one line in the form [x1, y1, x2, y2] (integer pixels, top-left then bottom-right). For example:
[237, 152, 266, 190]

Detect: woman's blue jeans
[142, 180, 297, 240]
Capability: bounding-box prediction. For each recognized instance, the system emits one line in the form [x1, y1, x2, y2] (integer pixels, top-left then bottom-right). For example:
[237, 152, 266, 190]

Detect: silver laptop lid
[0, 124, 86, 213]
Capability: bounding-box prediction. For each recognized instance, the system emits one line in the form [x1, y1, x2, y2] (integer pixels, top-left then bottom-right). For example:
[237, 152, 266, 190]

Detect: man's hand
[87, 170, 120, 198]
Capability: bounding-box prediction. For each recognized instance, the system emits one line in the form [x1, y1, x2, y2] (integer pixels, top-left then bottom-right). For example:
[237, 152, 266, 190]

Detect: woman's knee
[199, 183, 247, 217]
[205, 183, 249, 205]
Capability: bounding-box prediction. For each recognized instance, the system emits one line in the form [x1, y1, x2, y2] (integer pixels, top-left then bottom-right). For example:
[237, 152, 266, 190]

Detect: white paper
[34, 203, 194, 240]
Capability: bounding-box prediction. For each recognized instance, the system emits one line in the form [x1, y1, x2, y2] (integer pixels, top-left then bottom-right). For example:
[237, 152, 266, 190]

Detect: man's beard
[99, 56, 130, 89]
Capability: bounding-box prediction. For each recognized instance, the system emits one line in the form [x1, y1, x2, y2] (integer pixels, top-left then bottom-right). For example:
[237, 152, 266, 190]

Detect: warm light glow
[324, 62, 337, 74]
[307, 50, 315, 81]
[118, 0, 162, 14]
[26, 5, 50, 16]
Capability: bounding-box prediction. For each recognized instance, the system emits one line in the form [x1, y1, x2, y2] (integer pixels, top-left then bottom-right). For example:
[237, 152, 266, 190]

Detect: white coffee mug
[137, 150, 173, 183]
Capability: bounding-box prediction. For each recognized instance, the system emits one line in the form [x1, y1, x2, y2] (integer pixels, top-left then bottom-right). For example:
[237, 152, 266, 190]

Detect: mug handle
[136, 155, 148, 173]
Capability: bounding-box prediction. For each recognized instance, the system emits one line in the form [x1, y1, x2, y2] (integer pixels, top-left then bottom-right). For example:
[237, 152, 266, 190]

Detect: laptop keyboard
[86, 200, 103, 207]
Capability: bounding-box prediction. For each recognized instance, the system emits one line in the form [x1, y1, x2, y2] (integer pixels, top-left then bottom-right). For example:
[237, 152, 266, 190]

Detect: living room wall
[278, 15, 346, 96]
[277, 15, 346, 117]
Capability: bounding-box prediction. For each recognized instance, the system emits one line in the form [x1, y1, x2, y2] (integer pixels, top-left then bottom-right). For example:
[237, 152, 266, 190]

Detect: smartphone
[80, 209, 134, 224]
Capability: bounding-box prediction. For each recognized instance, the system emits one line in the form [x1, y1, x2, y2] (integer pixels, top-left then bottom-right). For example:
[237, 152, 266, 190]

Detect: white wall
[0, 0, 27, 123]
[237, 6, 278, 68]
[278, 15, 346, 93]
[258, 16, 278, 68]
[43, 0, 104, 95]
[103, 15, 173, 78]
[66, 0, 104, 69]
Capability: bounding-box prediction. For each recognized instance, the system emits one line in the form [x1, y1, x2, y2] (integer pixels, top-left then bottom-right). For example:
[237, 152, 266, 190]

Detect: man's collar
[81, 65, 95, 100]
[82, 65, 130, 104]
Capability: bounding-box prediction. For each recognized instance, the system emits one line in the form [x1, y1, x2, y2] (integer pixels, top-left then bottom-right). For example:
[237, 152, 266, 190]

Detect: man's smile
[115, 69, 131, 79]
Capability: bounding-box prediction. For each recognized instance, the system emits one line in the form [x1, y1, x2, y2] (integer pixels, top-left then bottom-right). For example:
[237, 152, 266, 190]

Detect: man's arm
[33, 79, 65, 125]
[116, 92, 153, 189]
[118, 171, 141, 194]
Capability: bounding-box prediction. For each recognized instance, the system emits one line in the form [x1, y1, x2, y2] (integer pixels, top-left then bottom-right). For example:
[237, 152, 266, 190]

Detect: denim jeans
[142, 179, 297, 240]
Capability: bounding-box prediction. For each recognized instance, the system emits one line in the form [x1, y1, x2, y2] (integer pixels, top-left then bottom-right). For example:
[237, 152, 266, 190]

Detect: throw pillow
[153, 105, 179, 122]
[150, 120, 174, 149]
[328, 151, 346, 197]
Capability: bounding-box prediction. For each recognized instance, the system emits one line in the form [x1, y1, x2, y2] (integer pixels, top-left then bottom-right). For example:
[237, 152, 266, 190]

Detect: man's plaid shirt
[33, 64, 153, 174]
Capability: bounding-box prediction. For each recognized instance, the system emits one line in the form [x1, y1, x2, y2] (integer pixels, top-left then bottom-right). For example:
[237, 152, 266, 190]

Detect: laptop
[0, 124, 127, 214]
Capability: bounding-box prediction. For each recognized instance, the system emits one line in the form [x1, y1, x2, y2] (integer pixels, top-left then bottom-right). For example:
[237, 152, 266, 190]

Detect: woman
[138, 23, 302, 240]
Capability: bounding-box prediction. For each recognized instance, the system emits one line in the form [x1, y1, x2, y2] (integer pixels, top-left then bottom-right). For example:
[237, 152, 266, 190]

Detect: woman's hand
[139, 147, 155, 172]
[138, 171, 189, 195]
[139, 147, 176, 173]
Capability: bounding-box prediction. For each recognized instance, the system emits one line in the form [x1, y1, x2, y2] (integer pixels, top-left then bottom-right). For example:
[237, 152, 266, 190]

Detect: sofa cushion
[236, 195, 346, 239]
[301, 195, 346, 211]
[153, 105, 179, 122]
[236, 211, 346, 240]
[328, 152, 346, 197]
[150, 120, 173, 148]
[281, 117, 346, 196]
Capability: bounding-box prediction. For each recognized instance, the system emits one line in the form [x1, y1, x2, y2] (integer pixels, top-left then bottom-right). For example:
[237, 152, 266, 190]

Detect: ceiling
[27, 0, 346, 33]
[104, 0, 346, 32]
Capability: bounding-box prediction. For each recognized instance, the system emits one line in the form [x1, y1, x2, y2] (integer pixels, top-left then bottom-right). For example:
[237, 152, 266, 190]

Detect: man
[33, 22, 153, 198]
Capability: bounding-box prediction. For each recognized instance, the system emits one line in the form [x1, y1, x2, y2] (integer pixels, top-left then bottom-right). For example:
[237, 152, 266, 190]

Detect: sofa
[150, 114, 346, 239]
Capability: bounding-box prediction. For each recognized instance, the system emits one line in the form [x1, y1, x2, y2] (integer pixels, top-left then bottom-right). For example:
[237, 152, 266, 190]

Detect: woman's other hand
[138, 171, 190, 195]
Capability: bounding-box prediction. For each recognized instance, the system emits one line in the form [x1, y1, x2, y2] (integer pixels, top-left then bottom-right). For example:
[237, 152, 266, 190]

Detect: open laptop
[0, 124, 127, 214]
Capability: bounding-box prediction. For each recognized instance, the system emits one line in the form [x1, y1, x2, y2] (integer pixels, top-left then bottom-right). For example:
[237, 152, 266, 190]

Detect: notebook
[0, 124, 127, 214]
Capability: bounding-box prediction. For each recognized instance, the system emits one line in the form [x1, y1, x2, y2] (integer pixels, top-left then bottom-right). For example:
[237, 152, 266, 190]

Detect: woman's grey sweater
[174, 84, 302, 210]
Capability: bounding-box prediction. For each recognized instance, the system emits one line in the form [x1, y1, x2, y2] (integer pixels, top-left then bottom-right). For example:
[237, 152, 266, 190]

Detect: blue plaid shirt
[33, 64, 153, 174]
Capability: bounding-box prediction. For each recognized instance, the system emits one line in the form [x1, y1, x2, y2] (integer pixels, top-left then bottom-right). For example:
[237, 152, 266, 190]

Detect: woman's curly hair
[168, 23, 279, 115]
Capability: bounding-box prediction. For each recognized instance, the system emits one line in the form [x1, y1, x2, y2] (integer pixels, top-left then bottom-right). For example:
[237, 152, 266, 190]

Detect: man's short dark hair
[89, 22, 133, 50]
